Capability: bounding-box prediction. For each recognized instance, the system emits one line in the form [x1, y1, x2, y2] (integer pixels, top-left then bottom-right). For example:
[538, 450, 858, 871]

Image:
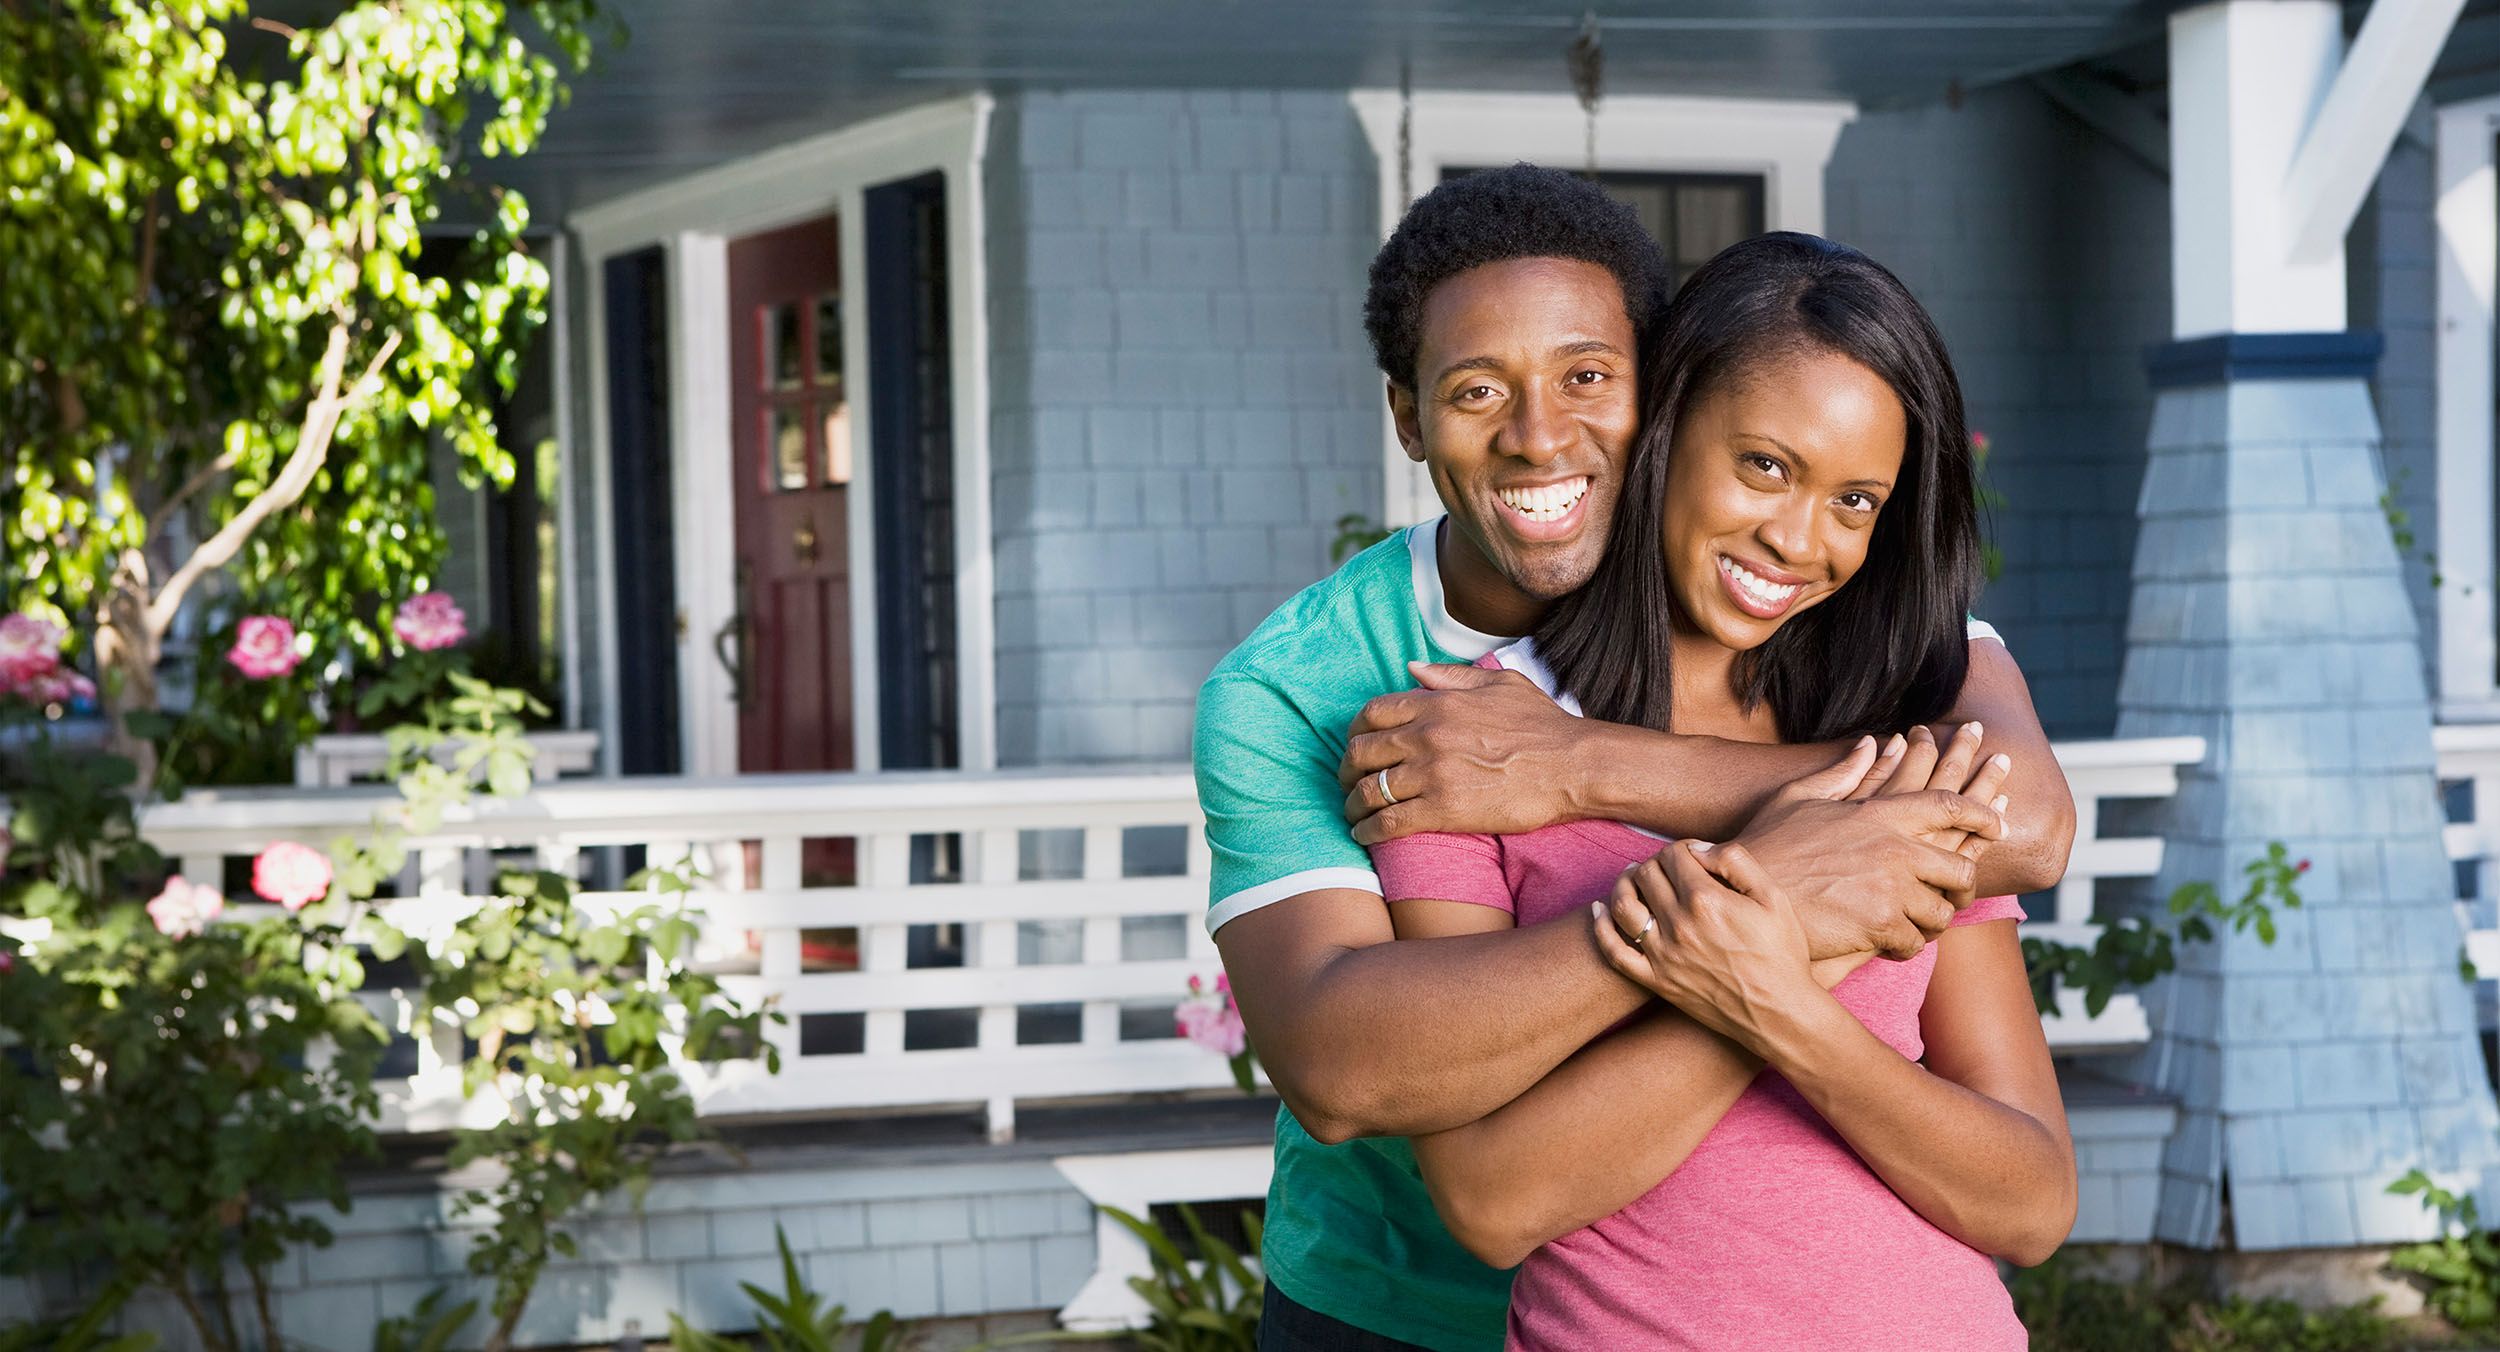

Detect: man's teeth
[1719, 555, 1801, 606]
[1496, 478, 1589, 522]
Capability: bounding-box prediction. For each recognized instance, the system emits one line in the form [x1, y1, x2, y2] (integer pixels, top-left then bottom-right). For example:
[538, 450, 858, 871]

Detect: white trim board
[1346, 90, 1856, 527]
[566, 94, 998, 775]
[1054, 1145, 1273, 1332]
[2437, 94, 2500, 716]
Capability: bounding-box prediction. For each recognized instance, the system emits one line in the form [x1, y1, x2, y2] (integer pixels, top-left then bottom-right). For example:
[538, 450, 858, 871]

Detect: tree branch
[154, 444, 244, 531]
[143, 321, 401, 635]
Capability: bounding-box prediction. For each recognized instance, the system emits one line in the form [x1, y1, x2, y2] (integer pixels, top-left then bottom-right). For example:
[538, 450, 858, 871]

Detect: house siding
[982, 90, 1384, 766]
[16, 1157, 1102, 1350]
[1826, 82, 2171, 739]
[2353, 99, 2439, 685]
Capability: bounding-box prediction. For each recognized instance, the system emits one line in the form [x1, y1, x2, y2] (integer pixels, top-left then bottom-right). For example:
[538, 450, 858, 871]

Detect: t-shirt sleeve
[1950, 894, 2028, 926]
[1194, 669, 1382, 936]
[1371, 830, 1516, 916]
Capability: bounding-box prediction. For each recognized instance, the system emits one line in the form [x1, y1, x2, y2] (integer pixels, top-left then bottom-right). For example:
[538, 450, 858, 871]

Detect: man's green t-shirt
[1192, 522, 1512, 1352]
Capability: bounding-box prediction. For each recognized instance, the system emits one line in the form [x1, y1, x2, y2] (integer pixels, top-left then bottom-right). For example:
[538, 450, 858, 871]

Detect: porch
[40, 725, 2500, 1340]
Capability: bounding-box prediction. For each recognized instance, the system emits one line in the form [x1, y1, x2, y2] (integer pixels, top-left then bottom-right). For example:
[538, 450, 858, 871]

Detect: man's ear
[1387, 380, 1426, 464]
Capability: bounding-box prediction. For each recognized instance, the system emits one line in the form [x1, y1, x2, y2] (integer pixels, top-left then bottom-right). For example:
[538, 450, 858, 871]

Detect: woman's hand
[1591, 841, 1828, 1055]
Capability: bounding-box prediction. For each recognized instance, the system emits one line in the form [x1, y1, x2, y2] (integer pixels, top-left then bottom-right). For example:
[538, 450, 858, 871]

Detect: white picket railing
[115, 739, 2203, 1139]
[2436, 725, 2500, 993]
[2042, 736, 2208, 1053]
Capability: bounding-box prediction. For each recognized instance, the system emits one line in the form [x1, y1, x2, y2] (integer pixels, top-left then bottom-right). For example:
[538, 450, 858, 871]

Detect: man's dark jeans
[1258, 1283, 1443, 1352]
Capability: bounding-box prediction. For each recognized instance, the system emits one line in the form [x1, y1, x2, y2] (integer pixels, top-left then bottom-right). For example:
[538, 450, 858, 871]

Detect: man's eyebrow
[1429, 339, 1627, 386]
[1734, 431, 1893, 491]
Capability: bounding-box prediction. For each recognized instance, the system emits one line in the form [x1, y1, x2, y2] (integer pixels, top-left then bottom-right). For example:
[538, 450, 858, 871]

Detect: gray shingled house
[37, 0, 2500, 1342]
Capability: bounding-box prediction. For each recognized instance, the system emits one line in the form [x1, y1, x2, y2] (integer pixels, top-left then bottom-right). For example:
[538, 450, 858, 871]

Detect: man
[1194, 165, 2075, 1352]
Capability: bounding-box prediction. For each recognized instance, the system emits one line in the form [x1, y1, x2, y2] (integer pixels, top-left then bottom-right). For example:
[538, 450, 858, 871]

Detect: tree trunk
[95, 548, 163, 790]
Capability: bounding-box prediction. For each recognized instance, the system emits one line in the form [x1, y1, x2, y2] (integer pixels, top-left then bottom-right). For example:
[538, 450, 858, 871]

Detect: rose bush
[1, 629, 777, 1352]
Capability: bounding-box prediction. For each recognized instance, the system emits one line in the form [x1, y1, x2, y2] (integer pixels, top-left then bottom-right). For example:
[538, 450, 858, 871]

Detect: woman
[1370, 232, 2074, 1350]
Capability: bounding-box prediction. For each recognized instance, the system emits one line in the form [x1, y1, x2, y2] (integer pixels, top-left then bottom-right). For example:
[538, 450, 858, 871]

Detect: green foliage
[0, 716, 387, 1352]
[2, 640, 773, 1352]
[2024, 842, 2306, 1018]
[1110, 1204, 1263, 1352]
[0, 1282, 161, 1352]
[2010, 1256, 2406, 1352]
[2388, 1169, 2500, 1330]
[1, 0, 610, 777]
[1328, 513, 1393, 565]
[1972, 431, 2010, 585]
[315, 676, 783, 1352]
[2382, 468, 2443, 590]
[371, 1287, 479, 1352]
[663, 1225, 912, 1352]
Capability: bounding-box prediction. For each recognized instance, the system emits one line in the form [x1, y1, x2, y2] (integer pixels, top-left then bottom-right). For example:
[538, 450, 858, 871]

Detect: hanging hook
[1569, 11, 1604, 174]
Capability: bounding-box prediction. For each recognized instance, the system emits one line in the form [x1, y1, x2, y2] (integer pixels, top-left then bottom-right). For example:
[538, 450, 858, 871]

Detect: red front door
[728, 215, 855, 774]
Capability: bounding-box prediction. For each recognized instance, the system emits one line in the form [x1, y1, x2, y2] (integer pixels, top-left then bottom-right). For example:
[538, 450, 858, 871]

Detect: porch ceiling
[504, 0, 2182, 215]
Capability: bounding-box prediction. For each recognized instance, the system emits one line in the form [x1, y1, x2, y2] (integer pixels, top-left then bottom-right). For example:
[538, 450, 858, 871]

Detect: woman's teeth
[1496, 477, 1589, 522]
[1719, 555, 1802, 606]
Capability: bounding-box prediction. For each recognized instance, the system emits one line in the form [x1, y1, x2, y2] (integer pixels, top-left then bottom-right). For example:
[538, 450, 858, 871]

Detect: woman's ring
[1376, 768, 1397, 807]
[1620, 912, 1656, 946]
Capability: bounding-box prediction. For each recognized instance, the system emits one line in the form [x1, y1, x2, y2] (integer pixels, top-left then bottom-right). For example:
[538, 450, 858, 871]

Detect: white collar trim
[1408, 518, 1512, 661]
[1491, 638, 1584, 718]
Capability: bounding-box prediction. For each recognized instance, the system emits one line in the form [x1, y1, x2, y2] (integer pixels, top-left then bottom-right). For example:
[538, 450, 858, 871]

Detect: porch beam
[2283, 0, 2467, 262]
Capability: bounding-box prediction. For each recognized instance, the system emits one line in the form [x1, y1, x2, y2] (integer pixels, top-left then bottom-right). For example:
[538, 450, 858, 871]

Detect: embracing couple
[1193, 163, 2082, 1351]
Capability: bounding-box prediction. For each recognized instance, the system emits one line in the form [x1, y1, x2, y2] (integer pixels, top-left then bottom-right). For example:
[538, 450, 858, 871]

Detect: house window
[1446, 167, 1768, 291]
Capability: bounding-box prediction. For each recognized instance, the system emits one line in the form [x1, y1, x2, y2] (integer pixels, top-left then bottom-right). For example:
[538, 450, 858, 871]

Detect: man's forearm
[1413, 1007, 1759, 1268]
[1570, 722, 1835, 840]
[1573, 721, 2068, 898]
[1221, 897, 1649, 1143]
[1935, 640, 2077, 895]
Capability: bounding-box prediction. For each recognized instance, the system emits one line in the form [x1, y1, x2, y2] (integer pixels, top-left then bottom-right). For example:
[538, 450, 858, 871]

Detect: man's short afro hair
[1364, 163, 1670, 388]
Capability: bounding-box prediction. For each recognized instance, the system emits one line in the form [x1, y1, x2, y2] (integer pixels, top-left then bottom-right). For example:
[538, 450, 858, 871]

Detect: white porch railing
[121, 739, 2203, 1140]
[2435, 725, 2500, 998]
[293, 729, 602, 787]
[2040, 735, 2208, 1053]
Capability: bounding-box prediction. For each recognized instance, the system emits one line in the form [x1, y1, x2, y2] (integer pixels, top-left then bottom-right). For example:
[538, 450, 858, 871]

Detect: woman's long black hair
[1535, 232, 1980, 743]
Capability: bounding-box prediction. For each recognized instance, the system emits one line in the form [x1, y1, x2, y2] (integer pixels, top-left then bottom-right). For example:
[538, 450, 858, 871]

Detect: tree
[0, 0, 606, 783]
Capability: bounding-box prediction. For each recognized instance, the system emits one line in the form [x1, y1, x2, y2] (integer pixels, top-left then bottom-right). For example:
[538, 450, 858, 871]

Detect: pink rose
[0, 612, 64, 694]
[227, 616, 301, 679]
[251, 841, 334, 911]
[1175, 974, 1247, 1058]
[146, 876, 226, 939]
[391, 591, 468, 652]
[0, 949, 14, 975]
[25, 670, 94, 707]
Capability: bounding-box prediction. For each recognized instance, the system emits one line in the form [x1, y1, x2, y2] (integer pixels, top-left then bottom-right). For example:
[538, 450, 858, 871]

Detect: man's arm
[1216, 890, 1647, 1145]
[1340, 640, 2076, 896]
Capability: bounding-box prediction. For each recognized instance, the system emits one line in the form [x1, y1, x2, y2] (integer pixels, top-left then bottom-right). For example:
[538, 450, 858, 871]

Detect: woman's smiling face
[1661, 345, 1909, 652]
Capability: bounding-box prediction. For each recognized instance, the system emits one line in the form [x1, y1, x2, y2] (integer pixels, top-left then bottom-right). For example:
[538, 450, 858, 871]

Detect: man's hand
[1338, 662, 1588, 844]
[1733, 728, 2012, 961]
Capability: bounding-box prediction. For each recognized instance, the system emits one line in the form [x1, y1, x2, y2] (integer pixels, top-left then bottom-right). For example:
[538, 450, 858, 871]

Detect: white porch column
[2119, 0, 2493, 1259]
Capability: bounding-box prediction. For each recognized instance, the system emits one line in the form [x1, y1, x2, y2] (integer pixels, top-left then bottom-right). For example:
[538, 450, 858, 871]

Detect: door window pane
[773, 405, 809, 490]
[768, 302, 803, 390]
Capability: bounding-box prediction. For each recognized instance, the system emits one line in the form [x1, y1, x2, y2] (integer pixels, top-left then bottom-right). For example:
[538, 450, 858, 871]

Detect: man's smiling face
[1389, 256, 1640, 637]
